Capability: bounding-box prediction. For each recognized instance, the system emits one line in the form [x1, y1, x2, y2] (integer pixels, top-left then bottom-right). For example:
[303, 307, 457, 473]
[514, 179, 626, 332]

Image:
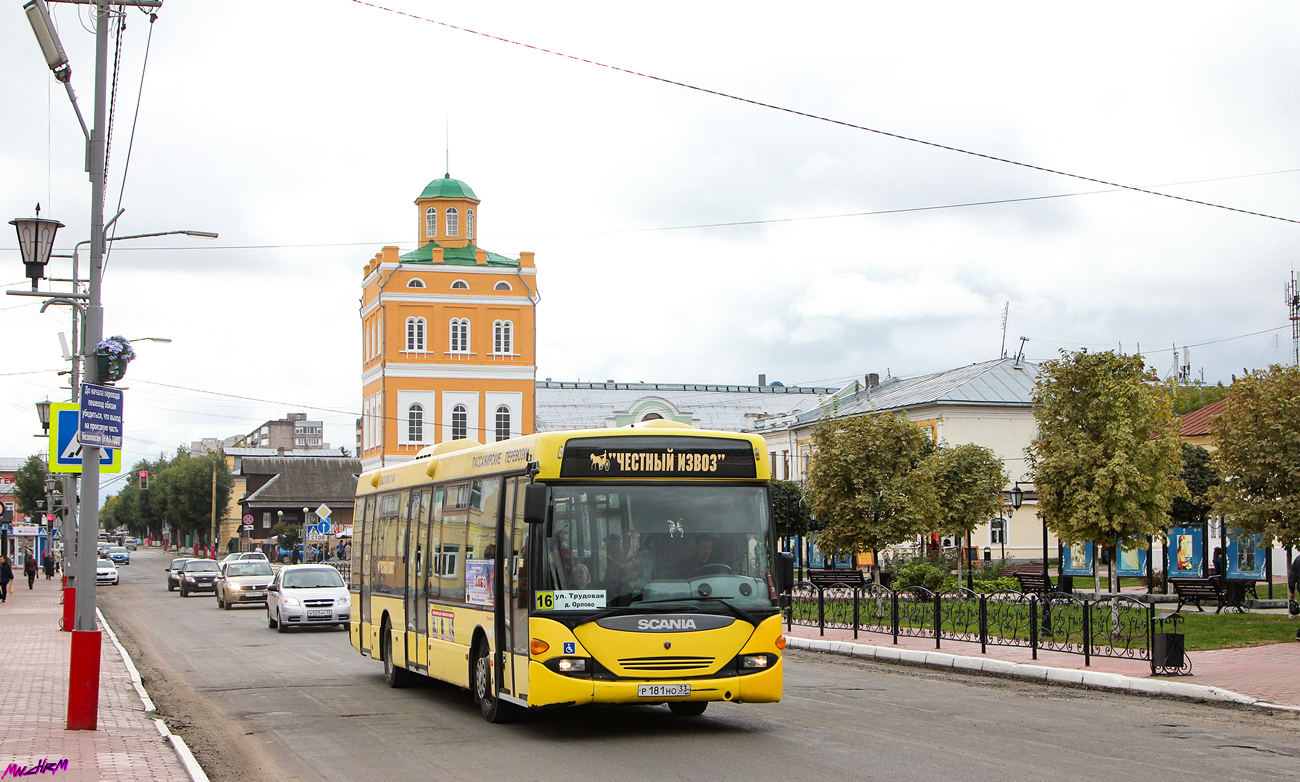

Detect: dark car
[165, 558, 192, 591]
[178, 559, 220, 597]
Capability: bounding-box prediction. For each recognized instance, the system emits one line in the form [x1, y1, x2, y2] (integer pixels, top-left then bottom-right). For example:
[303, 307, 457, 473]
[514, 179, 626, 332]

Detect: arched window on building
[407, 278, 425, 288]
[641, 412, 664, 421]
[425, 207, 437, 239]
[452, 404, 468, 440]
[495, 406, 511, 442]
[449, 318, 470, 353]
[466, 209, 474, 241]
[494, 281, 512, 291]
[493, 320, 513, 355]
[408, 404, 424, 442]
[406, 317, 426, 352]
[451, 279, 469, 290]
[446, 207, 459, 237]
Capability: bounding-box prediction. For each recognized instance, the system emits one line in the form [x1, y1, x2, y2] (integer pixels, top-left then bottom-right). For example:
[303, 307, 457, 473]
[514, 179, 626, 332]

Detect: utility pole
[210, 458, 217, 558]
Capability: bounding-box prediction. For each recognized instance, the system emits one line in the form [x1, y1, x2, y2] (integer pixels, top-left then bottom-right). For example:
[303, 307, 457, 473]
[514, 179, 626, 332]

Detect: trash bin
[878, 571, 894, 589]
[1153, 632, 1185, 669]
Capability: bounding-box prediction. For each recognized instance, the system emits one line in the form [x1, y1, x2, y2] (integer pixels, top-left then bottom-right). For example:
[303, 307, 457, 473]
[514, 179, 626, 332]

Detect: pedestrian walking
[1288, 551, 1300, 640]
[0, 555, 12, 602]
[42, 551, 54, 580]
[23, 551, 38, 589]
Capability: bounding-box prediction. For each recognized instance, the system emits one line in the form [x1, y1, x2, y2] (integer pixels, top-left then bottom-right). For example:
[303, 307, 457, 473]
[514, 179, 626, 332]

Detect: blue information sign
[1115, 544, 1149, 578]
[1060, 541, 1095, 577]
[1225, 532, 1266, 580]
[79, 383, 124, 449]
[49, 404, 120, 474]
[1167, 526, 1205, 578]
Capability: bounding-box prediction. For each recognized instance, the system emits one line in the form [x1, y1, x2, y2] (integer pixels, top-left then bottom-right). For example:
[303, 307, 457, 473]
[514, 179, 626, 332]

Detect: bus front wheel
[668, 701, 707, 717]
[473, 641, 519, 723]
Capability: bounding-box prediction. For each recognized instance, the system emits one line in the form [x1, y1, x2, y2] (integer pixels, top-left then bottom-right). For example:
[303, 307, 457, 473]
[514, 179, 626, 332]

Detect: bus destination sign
[559, 436, 757, 479]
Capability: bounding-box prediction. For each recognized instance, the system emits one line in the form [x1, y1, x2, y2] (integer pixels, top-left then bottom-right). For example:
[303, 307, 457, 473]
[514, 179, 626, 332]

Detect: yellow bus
[350, 420, 792, 722]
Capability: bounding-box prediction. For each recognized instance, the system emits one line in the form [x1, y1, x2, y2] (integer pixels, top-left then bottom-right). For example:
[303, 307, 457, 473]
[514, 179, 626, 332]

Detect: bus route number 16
[536, 591, 555, 610]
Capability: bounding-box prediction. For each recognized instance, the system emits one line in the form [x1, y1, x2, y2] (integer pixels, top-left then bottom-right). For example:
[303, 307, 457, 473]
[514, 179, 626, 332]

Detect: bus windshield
[542, 484, 775, 611]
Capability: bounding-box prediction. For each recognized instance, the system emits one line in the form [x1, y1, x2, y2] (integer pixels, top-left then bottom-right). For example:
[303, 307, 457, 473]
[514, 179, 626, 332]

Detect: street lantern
[23, 0, 71, 83]
[1010, 482, 1024, 511]
[10, 214, 64, 290]
[36, 399, 52, 433]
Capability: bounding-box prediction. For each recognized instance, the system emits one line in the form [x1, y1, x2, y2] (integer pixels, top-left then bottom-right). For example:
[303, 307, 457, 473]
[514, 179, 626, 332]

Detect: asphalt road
[100, 549, 1299, 782]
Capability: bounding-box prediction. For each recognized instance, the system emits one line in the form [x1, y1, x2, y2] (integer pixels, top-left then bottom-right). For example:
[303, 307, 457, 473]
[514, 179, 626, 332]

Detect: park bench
[808, 569, 866, 590]
[1013, 568, 1054, 595]
[1170, 577, 1227, 613]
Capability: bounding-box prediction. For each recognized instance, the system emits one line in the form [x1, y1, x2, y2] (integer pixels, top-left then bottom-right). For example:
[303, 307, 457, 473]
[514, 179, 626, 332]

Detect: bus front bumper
[527, 657, 782, 708]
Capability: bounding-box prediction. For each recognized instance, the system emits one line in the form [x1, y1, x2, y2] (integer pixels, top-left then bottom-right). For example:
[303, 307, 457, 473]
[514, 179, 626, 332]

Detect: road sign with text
[48, 403, 121, 474]
[78, 383, 124, 449]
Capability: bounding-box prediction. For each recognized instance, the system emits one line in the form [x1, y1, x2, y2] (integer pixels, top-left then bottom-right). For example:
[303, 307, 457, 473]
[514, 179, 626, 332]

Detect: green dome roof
[417, 175, 478, 201]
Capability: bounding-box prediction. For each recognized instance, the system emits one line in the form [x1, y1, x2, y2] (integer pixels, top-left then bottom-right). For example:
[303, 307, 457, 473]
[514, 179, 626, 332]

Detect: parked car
[165, 558, 192, 591]
[215, 560, 275, 609]
[266, 565, 350, 632]
[222, 551, 269, 563]
[178, 559, 221, 597]
[107, 546, 131, 565]
[96, 558, 119, 586]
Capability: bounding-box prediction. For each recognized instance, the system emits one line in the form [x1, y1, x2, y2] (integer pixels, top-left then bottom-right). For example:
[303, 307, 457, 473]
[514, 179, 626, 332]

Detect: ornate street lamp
[10, 213, 64, 290]
[1010, 482, 1024, 511]
[35, 399, 52, 433]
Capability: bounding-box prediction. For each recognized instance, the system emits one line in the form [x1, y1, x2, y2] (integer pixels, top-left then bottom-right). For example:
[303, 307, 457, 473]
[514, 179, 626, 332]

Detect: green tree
[270, 521, 302, 553]
[922, 442, 1008, 587]
[13, 454, 49, 518]
[154, 451, 231, 545]
[771, 480, 817, 538]
[1168, 443, 1219, 527]
[1162, 378, 1231, 415]
[1027, 349, 1184, 593]
[805, 411, 935, 577]
[1209, 364, 1300, 547]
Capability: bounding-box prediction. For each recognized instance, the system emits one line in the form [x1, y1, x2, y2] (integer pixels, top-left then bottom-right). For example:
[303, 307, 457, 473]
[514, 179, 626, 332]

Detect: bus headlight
[741, 654, 772, 669]
[556, 658, 587, 673]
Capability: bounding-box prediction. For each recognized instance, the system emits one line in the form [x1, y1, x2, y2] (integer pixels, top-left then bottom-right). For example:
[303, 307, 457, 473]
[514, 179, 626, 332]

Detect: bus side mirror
[524, 483, 549, 525]
[778, 551, 795, 593]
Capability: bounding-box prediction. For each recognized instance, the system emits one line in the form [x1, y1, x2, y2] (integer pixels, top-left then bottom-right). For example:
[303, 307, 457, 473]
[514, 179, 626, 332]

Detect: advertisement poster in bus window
[1115, 543, 1149, 578]
[1225, 532, 1266, 580]
[1167, 527, 1204, 578]
[465, 559, 494, 606]
[1060, 541, 1094, 576]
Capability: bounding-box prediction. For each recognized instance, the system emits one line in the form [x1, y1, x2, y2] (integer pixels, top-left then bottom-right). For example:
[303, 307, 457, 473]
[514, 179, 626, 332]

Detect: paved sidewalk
[0, 572, 196, 782]
[785, 619, 1300, 708]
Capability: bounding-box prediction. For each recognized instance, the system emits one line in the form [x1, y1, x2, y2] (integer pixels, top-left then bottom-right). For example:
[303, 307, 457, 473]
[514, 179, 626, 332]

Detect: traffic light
[139, 470, 149, 490]
[46, 514, 55, 523]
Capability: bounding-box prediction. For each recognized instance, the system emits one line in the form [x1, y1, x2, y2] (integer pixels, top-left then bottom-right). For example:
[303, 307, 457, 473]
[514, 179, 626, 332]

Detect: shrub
[893, 560, 955, 593]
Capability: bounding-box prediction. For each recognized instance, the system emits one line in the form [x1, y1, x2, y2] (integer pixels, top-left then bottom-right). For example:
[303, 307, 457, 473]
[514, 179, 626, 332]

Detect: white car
[266, 565, 351, 633]
[96, 558, 119, 586]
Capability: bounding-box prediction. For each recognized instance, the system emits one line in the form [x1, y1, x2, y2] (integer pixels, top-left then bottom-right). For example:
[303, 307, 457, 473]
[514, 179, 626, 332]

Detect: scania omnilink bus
[350, 420, 791, 722]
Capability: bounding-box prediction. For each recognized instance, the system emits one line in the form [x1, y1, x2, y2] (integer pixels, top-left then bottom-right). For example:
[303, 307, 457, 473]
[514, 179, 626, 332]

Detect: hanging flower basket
[95, 335, 135, 384]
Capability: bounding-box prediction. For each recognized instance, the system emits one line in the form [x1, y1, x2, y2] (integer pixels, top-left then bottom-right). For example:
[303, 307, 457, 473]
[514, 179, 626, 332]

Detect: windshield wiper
[633, 596, 760, 626]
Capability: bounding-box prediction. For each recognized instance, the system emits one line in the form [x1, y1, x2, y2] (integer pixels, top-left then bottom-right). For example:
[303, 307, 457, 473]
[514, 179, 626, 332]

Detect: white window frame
[494, 280, 512, 291]
[494, 405, 510, 442]
[405, 316, 427, 353]
[451, 279, 469, 290]
[466, 209, 474, 241]
[449, 318, 470, 354]
[446, 207, 459, 237]
[408, 404, 424, 443]
[407, 278, 425, 288]
[451, 404, 468, 440]
[425, 207, 437, 239]
[492, 319, 513, 355]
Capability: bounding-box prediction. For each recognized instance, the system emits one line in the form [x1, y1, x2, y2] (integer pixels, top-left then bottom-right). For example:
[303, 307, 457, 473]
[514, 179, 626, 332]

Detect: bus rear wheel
[668, 701, 707, 716]
[381, 619, 416, 688]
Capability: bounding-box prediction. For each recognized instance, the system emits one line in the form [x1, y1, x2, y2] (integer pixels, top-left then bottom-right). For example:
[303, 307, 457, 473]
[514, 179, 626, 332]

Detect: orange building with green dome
[359, 175, 538, 470]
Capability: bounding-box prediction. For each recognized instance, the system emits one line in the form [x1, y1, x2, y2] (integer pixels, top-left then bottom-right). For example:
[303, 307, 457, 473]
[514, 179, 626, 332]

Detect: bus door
[406, 489, 429, 668]
[498, 477, 530, 699]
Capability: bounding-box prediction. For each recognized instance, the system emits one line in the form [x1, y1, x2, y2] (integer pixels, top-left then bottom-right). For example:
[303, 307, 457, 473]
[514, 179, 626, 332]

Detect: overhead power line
[350, 0, 1300, 226]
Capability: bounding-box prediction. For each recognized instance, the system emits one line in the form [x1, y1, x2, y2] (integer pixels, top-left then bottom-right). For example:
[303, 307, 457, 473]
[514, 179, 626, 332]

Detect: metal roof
[399, 242, 518, 267]
[416, 175, 479, 201]
[795, 358, 1039, 424]
[536, 381, 838, 432]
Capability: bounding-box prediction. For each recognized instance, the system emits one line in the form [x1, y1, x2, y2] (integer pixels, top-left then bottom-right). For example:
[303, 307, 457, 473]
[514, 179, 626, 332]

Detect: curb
[98, 609, 212, 782]
[785, 636, 1300, 713]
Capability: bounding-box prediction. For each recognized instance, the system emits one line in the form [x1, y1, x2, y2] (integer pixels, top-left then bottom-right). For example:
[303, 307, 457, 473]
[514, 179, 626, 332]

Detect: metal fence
[787, 581, 1153, 670]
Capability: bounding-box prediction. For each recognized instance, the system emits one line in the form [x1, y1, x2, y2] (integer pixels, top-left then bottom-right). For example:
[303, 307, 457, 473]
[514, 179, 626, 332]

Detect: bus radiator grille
[617, 656, 714, 671]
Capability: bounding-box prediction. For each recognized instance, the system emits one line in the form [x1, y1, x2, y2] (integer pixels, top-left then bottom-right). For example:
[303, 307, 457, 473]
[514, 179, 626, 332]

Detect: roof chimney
[758, 374, 766, 386]
[867, 373, 880, 388]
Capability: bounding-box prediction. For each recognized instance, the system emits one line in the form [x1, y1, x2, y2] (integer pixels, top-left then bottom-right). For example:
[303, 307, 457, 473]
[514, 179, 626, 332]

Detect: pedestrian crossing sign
[48, 402, 122, 474]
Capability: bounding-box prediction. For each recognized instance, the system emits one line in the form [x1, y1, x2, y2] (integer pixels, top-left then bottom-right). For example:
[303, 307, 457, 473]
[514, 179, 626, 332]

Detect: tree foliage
[1162, 378, 1231, 415]
[1027, 349, 1184, 550]
[1209, 364, 1300, 547]
[102, 449, 230, 542]
[771, 479, 817, 538]
[13, 454, 50, 518]
[1168, 443, 1219, 527]
[270, 521, 301, 550]
[805, 412, 935, 562]
[922, 442, 1008, 539]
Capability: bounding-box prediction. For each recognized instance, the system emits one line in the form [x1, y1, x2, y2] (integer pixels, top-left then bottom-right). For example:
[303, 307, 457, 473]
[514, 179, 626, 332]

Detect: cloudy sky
[3, 1, 1299, 486]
